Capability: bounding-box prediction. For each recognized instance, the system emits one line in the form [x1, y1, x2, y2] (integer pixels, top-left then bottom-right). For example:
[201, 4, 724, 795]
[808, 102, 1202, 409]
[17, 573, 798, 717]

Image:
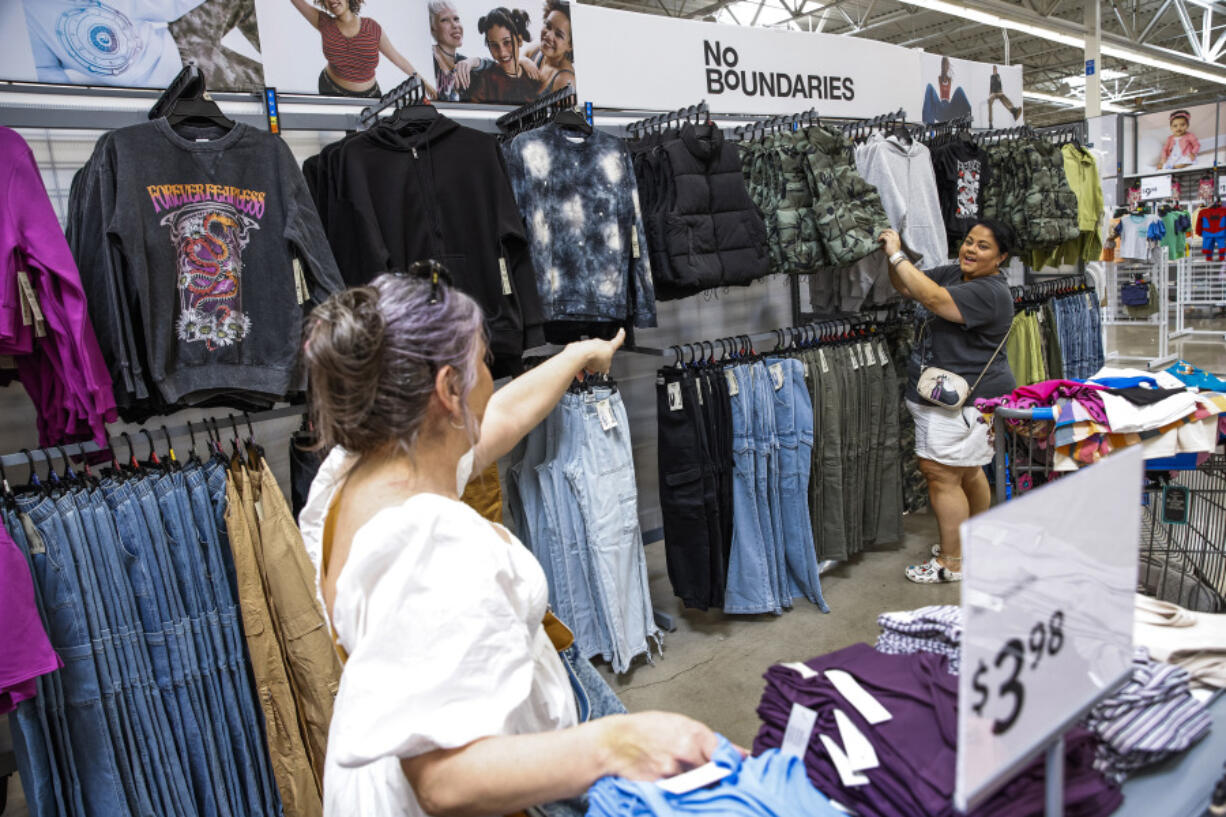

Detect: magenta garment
[0, 127, 116, 445]
[753, 644, 1122, 817]
[0, 524, 61, 713]
[975, 379, 1109, 425]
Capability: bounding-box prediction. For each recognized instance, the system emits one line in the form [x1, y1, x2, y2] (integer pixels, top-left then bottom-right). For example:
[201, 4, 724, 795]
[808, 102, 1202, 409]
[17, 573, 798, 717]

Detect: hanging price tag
[769, 361, 785, 390]
[292, 258, 309, 305]
[16, 271, 46, 337]
[955, 447, 1140, 813]
[667, 381, 683, 411]
[596, 399, 617, 431]
[781, 703, 818, 758]
[499, 257, 513, 295]
[725, 368, 739, 396]
[631, 229, 641, 259]
[818, 348, 830, 374]
[877, 339, 890, 367]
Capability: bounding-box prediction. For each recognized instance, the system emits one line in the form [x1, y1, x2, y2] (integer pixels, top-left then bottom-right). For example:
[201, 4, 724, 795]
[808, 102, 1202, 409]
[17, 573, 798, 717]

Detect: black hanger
[227, 415, 248, 467]
[154, 63, 236, 133]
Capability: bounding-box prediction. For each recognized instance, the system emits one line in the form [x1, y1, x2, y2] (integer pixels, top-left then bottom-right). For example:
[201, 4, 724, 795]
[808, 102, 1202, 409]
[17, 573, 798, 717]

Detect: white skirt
[906, 399, 994, 467]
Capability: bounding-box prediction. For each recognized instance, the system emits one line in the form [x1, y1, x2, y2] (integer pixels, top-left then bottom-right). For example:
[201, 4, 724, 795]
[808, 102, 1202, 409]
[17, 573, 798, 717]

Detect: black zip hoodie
[318, 113, 544, 377]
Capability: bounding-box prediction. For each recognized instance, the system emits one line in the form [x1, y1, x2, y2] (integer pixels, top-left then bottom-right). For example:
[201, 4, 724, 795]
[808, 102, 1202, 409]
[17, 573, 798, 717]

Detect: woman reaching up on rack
[880, 220, 1017, 585]
[522, 0, 576, 96]
[298, 262, 721, 816]
[290, 0, 435, 98]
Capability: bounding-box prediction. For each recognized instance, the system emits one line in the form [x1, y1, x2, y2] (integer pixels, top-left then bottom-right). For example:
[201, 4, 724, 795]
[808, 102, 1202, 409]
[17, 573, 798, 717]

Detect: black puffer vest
[655, 123, 769, 299]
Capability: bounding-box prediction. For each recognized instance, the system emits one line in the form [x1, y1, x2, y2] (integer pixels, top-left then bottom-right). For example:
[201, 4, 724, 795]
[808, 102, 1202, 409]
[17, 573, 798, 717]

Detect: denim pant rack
[3, 457, 283, 817]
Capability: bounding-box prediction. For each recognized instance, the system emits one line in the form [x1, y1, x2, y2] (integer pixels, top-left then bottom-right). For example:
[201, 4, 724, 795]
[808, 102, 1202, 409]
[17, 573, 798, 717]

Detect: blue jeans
[4, 507, 83, 817]
[724, 363, 780, 614]
[17, 493, 137, 817]
[563, 389, 662, 674]
[764, 358, 828, 610]
[923, 85, 971, 124]
[185, 464, 281, 817]
[536, 403, 611, 663]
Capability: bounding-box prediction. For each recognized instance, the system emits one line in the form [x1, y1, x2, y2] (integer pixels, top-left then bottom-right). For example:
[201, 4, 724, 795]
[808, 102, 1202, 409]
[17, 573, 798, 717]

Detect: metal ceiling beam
[1173, 0, 1205, 58]
[1137, 0, 1173, 44]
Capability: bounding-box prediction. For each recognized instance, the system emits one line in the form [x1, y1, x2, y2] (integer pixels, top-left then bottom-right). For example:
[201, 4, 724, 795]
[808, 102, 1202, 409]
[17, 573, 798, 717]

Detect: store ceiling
[582, 0, 1226, 125]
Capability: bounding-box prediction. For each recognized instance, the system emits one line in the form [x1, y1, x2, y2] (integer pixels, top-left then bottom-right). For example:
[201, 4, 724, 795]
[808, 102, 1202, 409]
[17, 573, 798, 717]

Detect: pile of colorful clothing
[974, 361, 1226, 471]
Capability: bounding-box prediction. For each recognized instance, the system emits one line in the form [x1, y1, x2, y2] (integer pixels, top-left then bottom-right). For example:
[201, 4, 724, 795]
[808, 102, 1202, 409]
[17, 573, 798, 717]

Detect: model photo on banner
[921, 53, 1022, 128]
[1, 0, 263, 91]
[426, 0, 577, 104]
[1135, 102, 1221, 174]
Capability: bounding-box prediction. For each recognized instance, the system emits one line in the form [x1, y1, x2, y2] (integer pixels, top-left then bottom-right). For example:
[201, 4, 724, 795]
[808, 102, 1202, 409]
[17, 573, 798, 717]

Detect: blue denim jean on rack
[4, 506, 82, 817]
[123, 476, 230, 817]
[536, 402, 610, 663]
[153, 473, 247, 816]
[563, 388, 661, 674]
[17, 493, 138, 817]
[724, 363, 780, 615]
[750, 361, 789, 610]
[764, 358, 828, 610]
[77, 487, 194, 817]
[185, 464, 281, 817]
[507, 416, 555, 589]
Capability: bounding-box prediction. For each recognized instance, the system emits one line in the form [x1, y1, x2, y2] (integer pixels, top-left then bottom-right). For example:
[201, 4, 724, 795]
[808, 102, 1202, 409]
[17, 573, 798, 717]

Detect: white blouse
[299, 451, 578, 817]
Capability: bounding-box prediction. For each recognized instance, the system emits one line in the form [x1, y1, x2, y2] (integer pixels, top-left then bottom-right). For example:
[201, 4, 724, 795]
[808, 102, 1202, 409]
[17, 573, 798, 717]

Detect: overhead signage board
[955, 447, 1141, 812]
[570, 3, 924, 118]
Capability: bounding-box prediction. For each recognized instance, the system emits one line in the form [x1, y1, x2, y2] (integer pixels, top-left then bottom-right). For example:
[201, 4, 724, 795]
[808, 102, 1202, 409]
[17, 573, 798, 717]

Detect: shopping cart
[989, 405, 1226, 613]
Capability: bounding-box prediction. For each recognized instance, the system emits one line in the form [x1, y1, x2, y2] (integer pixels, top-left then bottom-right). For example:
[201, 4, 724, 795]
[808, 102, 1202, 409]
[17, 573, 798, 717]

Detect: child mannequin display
[1157, 110, 1202, 170]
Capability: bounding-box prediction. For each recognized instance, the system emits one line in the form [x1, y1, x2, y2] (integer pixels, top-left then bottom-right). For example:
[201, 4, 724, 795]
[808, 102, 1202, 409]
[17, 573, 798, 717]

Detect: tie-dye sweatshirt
[502, 124, 656, 331]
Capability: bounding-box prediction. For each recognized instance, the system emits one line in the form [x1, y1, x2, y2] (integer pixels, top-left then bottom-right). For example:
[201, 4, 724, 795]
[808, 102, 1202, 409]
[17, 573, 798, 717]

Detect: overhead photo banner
[920, 52, 1024, 128]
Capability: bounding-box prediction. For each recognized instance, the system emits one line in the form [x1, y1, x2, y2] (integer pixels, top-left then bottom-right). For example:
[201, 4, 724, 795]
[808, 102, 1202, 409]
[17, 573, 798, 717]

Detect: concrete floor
[597, 510, 954, 747]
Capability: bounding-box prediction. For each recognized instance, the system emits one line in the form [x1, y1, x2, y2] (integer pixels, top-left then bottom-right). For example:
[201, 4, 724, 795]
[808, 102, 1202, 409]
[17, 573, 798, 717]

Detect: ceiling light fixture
[1023, 90, 1129, 113]
[895, 0, 1226, 87]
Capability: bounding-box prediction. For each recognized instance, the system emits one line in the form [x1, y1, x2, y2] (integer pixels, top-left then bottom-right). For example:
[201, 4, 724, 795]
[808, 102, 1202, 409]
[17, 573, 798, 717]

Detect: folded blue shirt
[1088, 375, 1159, 389]
[1166, 360, 1226, 392]
[586, 736, 844, 816]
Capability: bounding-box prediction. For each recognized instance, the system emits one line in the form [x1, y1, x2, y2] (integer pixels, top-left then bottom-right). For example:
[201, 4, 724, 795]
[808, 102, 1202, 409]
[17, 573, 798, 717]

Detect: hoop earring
[449, 417, 466, 430]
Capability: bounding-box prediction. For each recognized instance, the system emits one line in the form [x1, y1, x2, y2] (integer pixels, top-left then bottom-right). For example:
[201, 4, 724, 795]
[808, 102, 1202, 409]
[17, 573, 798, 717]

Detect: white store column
[1084, 1, 1102, 117]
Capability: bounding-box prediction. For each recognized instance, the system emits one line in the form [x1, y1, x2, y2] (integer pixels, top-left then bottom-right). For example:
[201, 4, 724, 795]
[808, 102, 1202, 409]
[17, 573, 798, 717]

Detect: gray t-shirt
[906, 264, 1015, 402]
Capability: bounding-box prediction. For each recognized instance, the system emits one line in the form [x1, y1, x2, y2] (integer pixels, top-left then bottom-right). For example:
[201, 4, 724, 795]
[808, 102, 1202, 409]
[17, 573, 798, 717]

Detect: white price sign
[954, 447, 1141, 812]
[1140, 174, 1173, 200]
[1218, 176, 1226, 197]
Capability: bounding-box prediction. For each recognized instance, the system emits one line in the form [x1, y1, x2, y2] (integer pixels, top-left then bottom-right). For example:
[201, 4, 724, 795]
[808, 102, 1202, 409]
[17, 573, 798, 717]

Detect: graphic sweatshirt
[70, 119, 343, 406]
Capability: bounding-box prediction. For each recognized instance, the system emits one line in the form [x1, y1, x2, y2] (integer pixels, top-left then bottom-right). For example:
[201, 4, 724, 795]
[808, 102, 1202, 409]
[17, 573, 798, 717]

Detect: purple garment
[0, 126, 116, 445]
[975, 380, 1109, 427]
[0, 523, 61, 713]
[753, 644, 1122, 817]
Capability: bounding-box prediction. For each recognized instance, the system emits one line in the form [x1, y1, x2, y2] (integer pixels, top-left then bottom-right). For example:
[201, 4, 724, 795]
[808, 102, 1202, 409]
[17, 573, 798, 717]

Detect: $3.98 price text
[970, 610, 1065, 735]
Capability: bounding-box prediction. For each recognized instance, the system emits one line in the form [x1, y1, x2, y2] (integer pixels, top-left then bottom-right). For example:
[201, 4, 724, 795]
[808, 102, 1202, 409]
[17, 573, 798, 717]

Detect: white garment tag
[825, 670, 892, 724]
[292, 258, 308, 305]
[862, 342, 876, 367]
[725, 369, 739, 396]
[829, 800, 855, 814]
[667, 381, 683, 411]
[20, 514, 46, 556]
[596, 399, 616, 431]
[499, 257, 513, 295]
[16, 271, 46, 337]
[877, 339, 890, 367]
[656, 761, 733, 794]
[781, 702, 819, 758]
[850, 346, 860, 370]
[696, 378, 705, 405]
[818, 348, 830, 374]
[820, 734, 871, 787]
[631, 230, 641, 259]
[781, 661, 818, 679]
[254, 499, 265, 523]
[834, 709, 879, 771]
[770, 362, 785, 391]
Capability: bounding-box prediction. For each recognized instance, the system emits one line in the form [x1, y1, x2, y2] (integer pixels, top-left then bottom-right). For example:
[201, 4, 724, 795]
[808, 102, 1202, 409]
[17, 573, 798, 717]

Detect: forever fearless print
[703, 41, 855, 101]
[146, 183, 267, 219]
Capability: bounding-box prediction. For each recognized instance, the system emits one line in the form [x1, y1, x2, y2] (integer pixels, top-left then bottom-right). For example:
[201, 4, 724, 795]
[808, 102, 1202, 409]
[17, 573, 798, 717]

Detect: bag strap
[967, 320, 1013, 398]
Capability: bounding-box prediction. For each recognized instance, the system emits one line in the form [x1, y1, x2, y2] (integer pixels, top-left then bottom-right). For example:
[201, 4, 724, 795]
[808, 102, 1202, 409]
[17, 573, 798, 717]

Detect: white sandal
[905, 556, 962, 584]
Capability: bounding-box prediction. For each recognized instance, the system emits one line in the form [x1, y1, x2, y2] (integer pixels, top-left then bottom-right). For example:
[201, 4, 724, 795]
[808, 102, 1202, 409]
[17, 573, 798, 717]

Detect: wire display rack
[990, 407, 1226, 614]
[1171, 257, 1226, 344]
[1101, 257, 1177, 370]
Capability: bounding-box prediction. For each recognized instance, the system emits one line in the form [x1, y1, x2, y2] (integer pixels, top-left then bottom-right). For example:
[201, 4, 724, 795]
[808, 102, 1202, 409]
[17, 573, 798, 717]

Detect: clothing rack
[976, 124, 1039, 144]
[495, 83, 578, 137]
[840, 108, 908, 143]
[915, 113, 973, 145]
[0, 405, 306, 473]
[356, 74, 427, 129]
[625, 101, 709, 138]
[1034, 120, 1089, 147]
[730, 107, 819, 141]
[626, 308, 907, 360]
[148, 62, 204, 120]
[1010, 272, 1094, 310]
